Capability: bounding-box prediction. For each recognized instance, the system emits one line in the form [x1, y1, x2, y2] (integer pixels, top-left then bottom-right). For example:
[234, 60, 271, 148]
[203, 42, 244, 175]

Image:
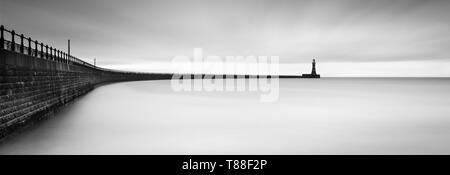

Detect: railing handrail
[0, 25, 146, 74]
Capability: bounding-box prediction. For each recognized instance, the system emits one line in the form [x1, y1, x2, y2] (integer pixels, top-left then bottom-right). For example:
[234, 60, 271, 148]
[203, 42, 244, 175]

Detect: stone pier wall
[0, 49, 171, 138]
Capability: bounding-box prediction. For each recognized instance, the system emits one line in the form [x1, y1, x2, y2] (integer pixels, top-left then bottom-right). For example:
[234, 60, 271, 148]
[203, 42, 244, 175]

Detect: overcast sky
[1, 0, 450, 76]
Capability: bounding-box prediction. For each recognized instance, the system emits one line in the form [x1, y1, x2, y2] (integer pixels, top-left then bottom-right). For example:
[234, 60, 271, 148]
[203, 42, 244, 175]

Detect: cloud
[1, 0, 450, 76]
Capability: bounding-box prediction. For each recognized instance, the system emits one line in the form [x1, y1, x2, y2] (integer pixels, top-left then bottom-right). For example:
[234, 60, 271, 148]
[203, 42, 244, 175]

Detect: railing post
[11, 30, 15, 52]
[50, 47, 53, 61]
[28, 37, 32, 55]
[20, 34, 24, 53]
[40, 43, 44, 58]
[0, 25, 4, 50]
[45, 45, 48, 59]
[54, 48, 57, 61]
[35, 40, 38, 57]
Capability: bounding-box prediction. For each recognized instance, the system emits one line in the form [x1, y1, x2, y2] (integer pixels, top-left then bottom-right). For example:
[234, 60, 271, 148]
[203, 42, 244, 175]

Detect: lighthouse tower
[311, 59, 317, 75]
[301, 59, 320, 78]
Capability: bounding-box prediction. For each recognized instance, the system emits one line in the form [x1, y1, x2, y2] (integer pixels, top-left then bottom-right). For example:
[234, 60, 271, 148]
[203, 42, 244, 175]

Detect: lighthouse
[301, 59, 320, 78]
[311, 59, 317, 75]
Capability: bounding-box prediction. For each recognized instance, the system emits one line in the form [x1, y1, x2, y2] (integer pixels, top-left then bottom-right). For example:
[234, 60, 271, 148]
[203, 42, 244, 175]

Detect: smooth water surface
[1, 78, 450, 154]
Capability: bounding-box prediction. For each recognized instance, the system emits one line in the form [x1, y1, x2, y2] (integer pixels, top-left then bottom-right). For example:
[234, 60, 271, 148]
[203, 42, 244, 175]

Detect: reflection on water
[1, 78, 450, 154]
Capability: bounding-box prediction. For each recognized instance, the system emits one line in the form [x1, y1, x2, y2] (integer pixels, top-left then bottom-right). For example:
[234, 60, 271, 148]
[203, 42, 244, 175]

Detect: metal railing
[0, 25, 144, 74]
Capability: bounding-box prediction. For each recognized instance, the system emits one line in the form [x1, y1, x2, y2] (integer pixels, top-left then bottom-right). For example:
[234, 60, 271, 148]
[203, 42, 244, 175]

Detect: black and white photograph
[0, 0, 450, 172]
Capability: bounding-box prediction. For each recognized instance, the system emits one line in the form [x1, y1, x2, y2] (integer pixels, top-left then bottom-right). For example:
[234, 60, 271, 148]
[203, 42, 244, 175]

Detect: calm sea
[1, 78, 450, 154]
